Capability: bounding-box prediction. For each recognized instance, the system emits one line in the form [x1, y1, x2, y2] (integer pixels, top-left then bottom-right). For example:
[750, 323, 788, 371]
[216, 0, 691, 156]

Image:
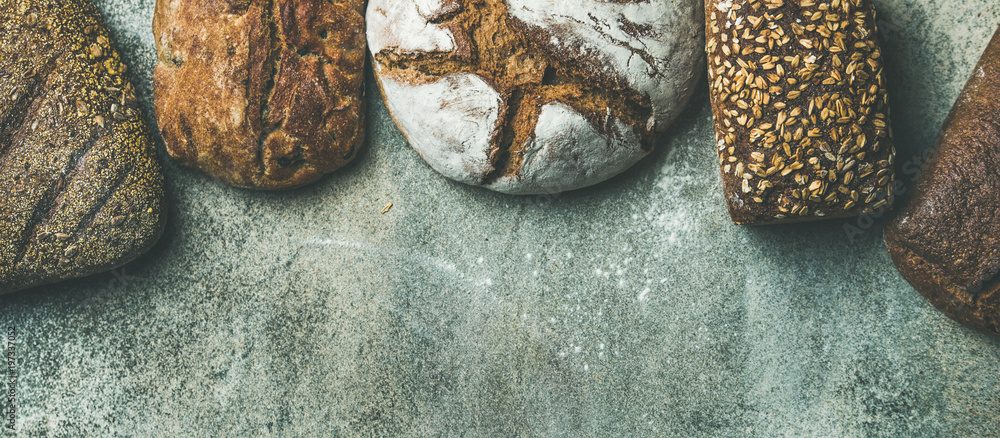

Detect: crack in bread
[369, 0, 703, 194]
[373, 0, 655, 182]
[0, 58, 57, 157]
[153, 0, 366, 190]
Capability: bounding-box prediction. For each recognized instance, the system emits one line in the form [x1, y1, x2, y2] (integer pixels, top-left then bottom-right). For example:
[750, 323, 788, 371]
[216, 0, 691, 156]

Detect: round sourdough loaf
[368, 0, 704, 194]
[153, 0, 366, 190]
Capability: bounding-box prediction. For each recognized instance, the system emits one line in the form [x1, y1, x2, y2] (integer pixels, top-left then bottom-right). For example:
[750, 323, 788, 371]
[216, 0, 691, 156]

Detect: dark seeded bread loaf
[153, 0, 366, 190]
[884, 28, 1000, 337]
[705, 0, 896, 224]
[0, 0, 166, 294]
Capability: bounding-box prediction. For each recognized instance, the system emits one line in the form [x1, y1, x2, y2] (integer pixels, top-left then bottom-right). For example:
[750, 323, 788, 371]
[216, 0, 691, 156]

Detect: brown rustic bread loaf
[368, 0, 704, 195]
[0, 0, 166, 294]
[153, 0, 365, 190]
[705, 0, 896, 224]
[884, 28, 1000, 337]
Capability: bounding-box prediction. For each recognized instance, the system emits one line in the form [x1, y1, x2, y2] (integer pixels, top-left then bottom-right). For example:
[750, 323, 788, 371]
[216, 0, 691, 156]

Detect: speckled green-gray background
[1, 0, 999, 436]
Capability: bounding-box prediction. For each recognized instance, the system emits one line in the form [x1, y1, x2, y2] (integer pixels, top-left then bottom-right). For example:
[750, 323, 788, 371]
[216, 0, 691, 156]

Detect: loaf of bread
[705, 0, 896, 224]
[884, 28, 1000, 337]
[0, 0, 166, 294]
[367, 0, 704, 195]
[153, 0, 366, 190]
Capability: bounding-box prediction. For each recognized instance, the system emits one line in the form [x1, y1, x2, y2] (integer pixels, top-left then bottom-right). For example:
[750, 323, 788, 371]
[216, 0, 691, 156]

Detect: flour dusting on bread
[368, 0, 703, 194]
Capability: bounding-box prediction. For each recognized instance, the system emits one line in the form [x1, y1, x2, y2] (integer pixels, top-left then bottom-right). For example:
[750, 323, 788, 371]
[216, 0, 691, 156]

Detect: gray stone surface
[2, 0, 1000, 436]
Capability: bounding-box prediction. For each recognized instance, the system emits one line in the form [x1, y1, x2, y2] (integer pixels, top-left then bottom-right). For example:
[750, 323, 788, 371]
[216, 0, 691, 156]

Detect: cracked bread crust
[0, 0, 166, 294]
[153, 0, 365, 190]
[884, 28, 1000, 337]
[368, 0, 704, 195]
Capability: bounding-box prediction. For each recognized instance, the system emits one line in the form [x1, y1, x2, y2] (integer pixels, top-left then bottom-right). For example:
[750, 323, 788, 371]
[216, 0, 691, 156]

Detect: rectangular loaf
[884, 27, 1000, 337]
[705, 0, 896, 225]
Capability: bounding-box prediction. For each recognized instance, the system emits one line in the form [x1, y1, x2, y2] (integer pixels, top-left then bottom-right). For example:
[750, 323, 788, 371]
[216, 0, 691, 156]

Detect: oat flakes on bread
[368, 0, 705, 195]
[705, 0, 896, 224]
[0, 0, 166, 294]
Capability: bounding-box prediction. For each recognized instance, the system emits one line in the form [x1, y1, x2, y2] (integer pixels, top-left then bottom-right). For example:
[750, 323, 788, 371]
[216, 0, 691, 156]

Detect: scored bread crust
[153, 0, 366, 190]
[367, 0, 704, 195]
[884, 28, 1000, 337]
[0, 0, 166, 294]
[705, 0, 896, 224]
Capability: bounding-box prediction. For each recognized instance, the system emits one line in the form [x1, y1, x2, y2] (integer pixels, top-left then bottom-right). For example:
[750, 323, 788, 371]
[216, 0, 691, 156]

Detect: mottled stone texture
[0, 0, 998, 436]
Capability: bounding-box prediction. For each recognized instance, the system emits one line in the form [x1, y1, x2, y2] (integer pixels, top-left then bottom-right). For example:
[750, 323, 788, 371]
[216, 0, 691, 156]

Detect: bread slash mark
[0, 57, 57, 164]
[373, 0, 654, 182]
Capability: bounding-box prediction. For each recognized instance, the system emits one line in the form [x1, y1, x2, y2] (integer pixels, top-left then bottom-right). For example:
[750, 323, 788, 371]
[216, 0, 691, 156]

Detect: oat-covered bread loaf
[368, 0, 704, 195]
[153, 0, 366, 190]
[706, 0, 896, 224]
[0, 0, 166, 294]
[884, 28, 1000, 337]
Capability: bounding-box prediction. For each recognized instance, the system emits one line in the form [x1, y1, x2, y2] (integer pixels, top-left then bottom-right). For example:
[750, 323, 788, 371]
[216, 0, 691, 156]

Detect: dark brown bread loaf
[884, 28, 1000, 337]
[705, 0, 896, 224]
[0, 0, 166, 294]
[153, 0, 365, 190]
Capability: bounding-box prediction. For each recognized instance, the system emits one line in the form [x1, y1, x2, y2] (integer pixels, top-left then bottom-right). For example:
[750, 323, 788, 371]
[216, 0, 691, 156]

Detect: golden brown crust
[152, 0, 365, 190]
[884, 27, 1000, 337]
[705, 0, 896, 225]
[0, 0, 166, 294]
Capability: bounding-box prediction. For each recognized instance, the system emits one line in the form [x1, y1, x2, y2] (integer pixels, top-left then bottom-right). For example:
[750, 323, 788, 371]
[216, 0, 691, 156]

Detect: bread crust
[884, 28, 1000, 337]
[367, 0, 704, 195]
[153, 0, 366, 190]
[0, 0, 166, 294]
[705, 0, 896, 224]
